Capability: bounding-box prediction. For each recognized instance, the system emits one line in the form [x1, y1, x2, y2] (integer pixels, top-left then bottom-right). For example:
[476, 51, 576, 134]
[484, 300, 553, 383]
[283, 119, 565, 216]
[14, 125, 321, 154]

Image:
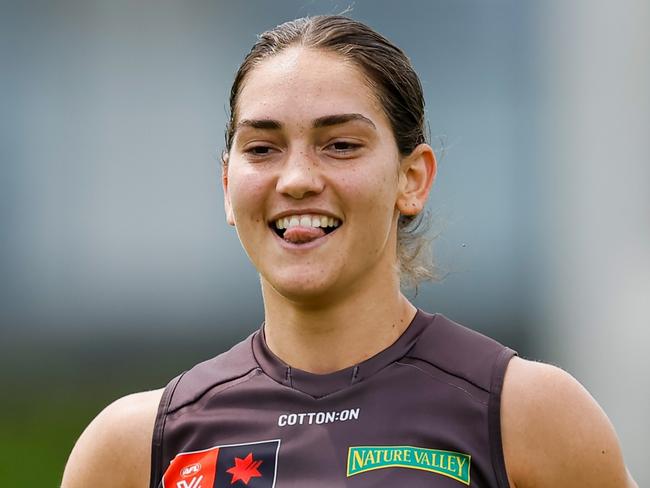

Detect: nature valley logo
[346, 445, 471, 485]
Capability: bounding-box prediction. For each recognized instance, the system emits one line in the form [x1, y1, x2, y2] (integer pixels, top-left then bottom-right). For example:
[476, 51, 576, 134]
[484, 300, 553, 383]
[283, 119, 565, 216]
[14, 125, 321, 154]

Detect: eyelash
[244, 145, 276, 158]
[241, 140, 363, 160]
[325, 141, 362, 153]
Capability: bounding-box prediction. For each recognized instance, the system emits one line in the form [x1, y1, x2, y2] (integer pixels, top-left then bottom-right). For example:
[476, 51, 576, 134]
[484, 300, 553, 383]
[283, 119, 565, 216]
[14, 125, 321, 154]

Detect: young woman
[62, 16, 637, 488]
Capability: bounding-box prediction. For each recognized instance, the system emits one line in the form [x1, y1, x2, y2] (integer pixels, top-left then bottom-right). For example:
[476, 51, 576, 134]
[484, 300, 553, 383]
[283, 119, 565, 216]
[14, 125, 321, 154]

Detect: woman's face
[224, 47, 412, 302]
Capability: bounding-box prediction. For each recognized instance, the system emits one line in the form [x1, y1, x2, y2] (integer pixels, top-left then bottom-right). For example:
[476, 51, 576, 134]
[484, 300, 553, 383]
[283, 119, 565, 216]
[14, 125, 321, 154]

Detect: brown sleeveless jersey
[150, 310, 516, 487]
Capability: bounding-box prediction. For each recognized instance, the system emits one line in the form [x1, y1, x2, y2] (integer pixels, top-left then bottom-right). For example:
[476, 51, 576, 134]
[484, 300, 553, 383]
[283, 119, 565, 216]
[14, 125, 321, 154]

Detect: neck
[261, 273, 417, 374]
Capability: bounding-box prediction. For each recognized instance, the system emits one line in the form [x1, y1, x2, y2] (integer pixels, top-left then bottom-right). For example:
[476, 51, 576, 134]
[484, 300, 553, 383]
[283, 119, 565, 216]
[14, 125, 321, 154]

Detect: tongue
[283, 226, 326, 244]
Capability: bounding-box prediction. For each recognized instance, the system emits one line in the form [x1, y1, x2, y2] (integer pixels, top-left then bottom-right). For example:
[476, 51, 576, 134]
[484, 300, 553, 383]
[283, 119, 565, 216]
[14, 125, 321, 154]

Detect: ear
[222, 153, 236, 226]
[396, 143, 437, 216]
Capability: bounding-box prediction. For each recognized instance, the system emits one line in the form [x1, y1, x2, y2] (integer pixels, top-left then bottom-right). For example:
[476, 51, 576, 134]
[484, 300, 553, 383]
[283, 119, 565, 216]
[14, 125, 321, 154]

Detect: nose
[275, 148, 324, 199]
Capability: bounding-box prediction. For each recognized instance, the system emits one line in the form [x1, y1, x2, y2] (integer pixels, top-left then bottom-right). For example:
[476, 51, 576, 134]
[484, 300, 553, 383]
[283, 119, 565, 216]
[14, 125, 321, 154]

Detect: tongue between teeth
[283, 226, 326, 244]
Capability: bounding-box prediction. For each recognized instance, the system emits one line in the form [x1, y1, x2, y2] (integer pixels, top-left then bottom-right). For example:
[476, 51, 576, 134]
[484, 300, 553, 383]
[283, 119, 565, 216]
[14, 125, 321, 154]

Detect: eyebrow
[236, 118, 282, 131]
[235, 113, 377, 132]
[312, 113, 376, 130]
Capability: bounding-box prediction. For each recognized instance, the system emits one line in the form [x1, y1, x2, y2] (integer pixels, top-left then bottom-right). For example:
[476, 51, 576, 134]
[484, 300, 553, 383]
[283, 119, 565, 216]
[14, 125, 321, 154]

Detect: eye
[324, 140, 362, 154]
[244, 144, 276, 158]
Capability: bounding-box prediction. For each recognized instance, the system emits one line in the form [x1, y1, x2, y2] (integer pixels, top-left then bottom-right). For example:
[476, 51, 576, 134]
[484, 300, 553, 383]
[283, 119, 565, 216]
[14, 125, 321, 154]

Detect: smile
[270, 214, 342, 244]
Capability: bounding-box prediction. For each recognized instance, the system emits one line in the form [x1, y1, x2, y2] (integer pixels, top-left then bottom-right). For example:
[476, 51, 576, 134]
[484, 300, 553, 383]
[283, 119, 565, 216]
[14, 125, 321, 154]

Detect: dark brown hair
[224, 15, 436, 288]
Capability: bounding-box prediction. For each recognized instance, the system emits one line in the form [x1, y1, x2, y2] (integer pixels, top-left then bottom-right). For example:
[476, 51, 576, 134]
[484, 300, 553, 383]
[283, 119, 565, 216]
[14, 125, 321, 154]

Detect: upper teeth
[274, 214, 341, 230]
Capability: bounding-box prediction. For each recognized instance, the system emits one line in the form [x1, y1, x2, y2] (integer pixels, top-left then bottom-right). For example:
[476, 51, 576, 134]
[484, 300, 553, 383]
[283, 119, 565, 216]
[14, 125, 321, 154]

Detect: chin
[263, 271, 345, 306]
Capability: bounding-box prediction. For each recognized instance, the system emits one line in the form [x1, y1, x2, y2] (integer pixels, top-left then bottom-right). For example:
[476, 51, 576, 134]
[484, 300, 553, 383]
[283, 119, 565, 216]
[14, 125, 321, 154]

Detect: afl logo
[180, 463, 201, 478]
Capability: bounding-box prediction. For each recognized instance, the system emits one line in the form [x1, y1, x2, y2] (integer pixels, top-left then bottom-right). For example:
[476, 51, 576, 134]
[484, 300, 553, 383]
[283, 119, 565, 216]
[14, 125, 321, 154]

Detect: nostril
[275, 163, 324, 198]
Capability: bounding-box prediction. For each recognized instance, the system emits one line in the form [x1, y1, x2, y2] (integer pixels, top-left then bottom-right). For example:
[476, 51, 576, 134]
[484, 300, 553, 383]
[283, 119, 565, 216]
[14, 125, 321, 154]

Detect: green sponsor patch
[347, 445, 471, 485]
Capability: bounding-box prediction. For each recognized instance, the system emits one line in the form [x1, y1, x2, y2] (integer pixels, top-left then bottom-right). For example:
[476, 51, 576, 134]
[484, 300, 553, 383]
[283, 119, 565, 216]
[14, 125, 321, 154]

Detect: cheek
[341, 168, 399, 224]
[228, 169, 269, 223]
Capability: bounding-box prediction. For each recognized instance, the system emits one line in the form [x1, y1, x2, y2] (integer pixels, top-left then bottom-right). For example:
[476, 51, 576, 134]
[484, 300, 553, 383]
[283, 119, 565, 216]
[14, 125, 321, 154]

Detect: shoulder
[61, 388, 164, 488]
[501, 357, 637, 488]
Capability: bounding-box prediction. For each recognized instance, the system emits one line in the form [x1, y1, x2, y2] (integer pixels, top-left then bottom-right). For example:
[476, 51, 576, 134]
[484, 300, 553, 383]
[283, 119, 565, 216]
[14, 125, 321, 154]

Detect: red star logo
[226, 452, 263, 485]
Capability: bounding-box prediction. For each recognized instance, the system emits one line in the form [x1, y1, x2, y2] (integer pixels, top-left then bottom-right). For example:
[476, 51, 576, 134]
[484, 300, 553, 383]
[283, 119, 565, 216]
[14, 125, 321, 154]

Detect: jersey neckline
[251, 309, 436, 398]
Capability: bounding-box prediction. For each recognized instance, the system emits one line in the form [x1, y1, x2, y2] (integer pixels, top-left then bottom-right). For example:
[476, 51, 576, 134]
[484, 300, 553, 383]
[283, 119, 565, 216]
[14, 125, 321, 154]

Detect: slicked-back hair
[224, 15, 436, 289]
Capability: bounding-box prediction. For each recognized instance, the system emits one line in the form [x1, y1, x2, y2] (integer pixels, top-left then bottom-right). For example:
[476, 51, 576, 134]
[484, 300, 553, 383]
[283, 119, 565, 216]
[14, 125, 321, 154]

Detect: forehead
[235, 47, 388, 128]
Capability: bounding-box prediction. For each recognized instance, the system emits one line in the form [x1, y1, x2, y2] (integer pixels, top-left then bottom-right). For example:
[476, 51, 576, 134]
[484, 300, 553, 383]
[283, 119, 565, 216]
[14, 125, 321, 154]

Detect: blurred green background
[1, 0, 648, 485]
[0, 335, 213, 485]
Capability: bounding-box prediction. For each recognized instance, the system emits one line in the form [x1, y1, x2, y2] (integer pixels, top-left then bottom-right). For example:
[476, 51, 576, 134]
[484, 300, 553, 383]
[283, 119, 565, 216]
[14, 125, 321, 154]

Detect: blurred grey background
[1, 0, 648, 485]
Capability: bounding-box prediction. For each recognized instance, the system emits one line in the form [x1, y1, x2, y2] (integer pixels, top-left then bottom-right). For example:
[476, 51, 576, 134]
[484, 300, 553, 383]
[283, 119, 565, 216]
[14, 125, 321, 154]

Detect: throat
[262, 299, 417, 374]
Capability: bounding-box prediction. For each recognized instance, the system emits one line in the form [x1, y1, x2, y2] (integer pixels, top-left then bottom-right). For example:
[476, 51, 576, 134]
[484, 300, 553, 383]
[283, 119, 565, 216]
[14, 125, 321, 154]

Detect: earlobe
[222, 155, 236, 226]
[396, 143, 437, 216]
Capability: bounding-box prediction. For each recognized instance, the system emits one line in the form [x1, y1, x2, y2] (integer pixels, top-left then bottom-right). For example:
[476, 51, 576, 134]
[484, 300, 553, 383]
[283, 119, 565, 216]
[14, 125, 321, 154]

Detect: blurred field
[0, 335, 238, 485]
[1, 388, 114, 485]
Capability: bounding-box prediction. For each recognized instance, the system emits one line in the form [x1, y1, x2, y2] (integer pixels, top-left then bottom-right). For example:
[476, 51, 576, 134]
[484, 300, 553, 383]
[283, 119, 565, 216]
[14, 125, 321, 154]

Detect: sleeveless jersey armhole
[488, 347, 517, 488]
[149, 372, 186, 488]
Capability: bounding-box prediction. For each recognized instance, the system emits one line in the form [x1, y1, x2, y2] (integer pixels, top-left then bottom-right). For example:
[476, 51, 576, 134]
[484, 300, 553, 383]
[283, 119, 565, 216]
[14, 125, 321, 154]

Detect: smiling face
[224, 47, 416, 303]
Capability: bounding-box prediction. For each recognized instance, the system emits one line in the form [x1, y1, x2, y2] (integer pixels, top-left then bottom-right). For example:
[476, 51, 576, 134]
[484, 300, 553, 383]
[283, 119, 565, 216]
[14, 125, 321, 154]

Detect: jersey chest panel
[161, 363, 493, 487]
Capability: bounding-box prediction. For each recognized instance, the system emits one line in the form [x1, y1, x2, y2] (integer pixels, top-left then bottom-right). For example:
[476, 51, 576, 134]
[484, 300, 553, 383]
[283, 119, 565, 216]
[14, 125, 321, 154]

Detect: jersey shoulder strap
[167, 333, 258, 412]
[407, 312, 516, 392]
[407, 312, 516, 488]
[149, 332, 259, 488]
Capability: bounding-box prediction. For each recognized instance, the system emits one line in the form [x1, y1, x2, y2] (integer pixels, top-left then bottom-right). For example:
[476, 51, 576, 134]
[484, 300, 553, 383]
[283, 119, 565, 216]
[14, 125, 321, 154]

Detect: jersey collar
[251, 309, 434, 398]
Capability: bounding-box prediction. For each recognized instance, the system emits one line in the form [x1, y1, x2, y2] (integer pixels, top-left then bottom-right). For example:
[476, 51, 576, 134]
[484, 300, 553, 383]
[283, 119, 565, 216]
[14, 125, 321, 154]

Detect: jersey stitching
[403, 352, 492, 394]
[151, 371, 186, 488]
[488, 347, 516, 488]
[395, 360, 489, 406]
[167, 367, 261, 416]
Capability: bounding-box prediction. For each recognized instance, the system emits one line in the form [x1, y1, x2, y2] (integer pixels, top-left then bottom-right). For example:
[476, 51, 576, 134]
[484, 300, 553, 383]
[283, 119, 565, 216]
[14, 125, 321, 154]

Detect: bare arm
[61, 389, 163, 488]
[501, 357, 638, 488]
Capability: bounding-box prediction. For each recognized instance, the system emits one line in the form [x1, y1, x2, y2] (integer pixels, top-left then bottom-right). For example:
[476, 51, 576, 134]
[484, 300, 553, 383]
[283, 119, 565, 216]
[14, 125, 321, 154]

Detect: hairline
[228, 45, 392, 152]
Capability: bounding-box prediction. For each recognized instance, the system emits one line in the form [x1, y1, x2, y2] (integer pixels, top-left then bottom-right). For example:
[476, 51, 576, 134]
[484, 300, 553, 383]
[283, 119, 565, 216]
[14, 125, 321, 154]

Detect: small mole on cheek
[601, 450, 606, 455]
